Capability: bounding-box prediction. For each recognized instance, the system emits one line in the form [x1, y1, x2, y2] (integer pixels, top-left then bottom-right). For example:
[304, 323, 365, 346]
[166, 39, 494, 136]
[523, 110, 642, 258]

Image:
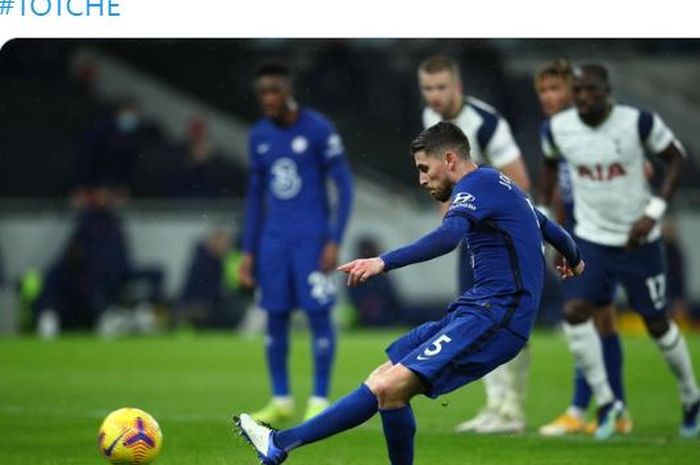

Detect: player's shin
[273, 384, 378, 451]
[562, 320, 615, 407]
[654, 321, 700, 405]
[266, 313, 292, 397]
[308, 312, 336, 399]
[380, 404, 416, 465]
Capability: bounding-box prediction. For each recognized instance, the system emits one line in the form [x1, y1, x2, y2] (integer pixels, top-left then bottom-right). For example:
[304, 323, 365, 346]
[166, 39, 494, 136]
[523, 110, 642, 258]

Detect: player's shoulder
[250, 118, 273, 138]
[457, 166, 500, 191]
[466, 96, 501, 117]
[422, 106, 441, 127]
[549, 106, 578, 129]
[300, 107, 336, 131]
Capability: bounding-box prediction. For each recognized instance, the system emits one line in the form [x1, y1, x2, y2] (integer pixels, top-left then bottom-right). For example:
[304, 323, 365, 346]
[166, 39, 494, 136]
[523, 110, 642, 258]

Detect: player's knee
[366, 376, 408, 409]
[642, 314, 670, 339]
[564, 300, 593, 324]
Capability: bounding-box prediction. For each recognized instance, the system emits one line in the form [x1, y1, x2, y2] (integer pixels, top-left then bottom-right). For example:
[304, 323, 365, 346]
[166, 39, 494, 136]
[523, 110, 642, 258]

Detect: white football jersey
[423, 96, 521, 169]
[542, 104, 683, 246]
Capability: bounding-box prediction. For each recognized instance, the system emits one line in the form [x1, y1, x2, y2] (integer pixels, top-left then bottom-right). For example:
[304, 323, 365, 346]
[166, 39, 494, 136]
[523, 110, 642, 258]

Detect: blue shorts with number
[561, 236, 667, 315]
[256, 233, 336, 314]
[385, 304, 526, 398]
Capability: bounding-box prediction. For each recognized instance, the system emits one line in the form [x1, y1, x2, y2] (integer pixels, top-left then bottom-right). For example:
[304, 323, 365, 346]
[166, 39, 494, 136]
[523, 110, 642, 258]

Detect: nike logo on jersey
[257, 143, 271, 154]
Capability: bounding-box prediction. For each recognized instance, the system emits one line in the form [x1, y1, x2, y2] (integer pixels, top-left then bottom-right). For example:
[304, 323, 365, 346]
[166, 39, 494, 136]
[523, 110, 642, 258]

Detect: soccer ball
[98, 407, 163, 464]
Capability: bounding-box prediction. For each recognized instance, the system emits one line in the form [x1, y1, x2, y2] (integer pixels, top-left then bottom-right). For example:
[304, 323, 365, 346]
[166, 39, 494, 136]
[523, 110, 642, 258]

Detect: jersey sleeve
[484, 118, 522, 169]
[380, 214, 468, 272]
[540, 119, 561, 161]
[641, 111, 686, 157]
[315, 117, 354, 244]
[241, 132, 266, 254]
[535, 208, 581, 267]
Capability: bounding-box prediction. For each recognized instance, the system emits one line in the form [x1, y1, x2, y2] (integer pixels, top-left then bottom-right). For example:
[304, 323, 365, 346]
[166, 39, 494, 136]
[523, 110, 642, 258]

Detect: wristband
[644, 196, 667, 221]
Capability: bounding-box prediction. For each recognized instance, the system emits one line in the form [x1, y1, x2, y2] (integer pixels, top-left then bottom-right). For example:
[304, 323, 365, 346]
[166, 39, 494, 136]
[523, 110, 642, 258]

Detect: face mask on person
[116, 111, 140, 133]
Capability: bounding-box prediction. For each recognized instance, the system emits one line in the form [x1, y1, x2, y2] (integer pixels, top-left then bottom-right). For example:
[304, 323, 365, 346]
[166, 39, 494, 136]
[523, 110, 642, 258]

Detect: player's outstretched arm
[338, 215, 468, 287]
[534, 208, 583, 279]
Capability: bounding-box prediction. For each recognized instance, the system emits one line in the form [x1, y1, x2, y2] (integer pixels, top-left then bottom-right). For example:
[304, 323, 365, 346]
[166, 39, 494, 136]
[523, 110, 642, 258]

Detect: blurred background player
[534, 59, 632, 436]
[417, 54, 531, 434]
[539, 63, 699, 438]
[238, 62, 354, 424]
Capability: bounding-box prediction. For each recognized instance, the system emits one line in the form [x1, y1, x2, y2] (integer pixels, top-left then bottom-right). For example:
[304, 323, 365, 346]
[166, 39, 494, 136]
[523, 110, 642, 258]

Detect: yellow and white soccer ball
[98, 407, 163, 465]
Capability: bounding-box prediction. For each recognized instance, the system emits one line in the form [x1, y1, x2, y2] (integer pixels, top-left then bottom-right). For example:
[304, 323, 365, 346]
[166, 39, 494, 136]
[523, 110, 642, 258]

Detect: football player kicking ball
[235, 121, 592, 465]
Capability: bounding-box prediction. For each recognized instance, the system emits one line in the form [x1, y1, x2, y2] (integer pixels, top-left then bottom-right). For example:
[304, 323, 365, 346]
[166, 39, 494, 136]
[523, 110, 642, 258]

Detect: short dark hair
[534, 58, 573, 87]
[418, 54, 461, 80]
[410, 122, 471, 160]
[256, 62, 292, 79]
[575, 63, 610, 89]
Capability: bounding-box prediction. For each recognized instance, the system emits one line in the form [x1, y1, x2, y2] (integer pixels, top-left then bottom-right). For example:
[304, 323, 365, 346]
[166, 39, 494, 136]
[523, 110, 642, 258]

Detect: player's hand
[337, 257, 385, 287]
[319, 242, 339, 273]
[626, 216, 656, 249]
[557, 258, 585, 279]
[238, 253, 256, 288]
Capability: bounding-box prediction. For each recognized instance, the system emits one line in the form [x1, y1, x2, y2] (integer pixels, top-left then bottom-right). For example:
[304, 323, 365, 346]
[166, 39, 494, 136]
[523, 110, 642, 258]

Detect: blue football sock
[572, 366, 592, 410]
[380, 405, 416, 465]
[602, 333, 625, 404]
[274, 384, 378, 451]
[266, 313, 291, 397]
[308, 312, 336, 398]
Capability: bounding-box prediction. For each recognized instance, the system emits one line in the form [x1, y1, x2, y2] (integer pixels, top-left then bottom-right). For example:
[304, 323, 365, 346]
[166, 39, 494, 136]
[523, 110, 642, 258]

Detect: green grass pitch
[1, 329, 699, 464]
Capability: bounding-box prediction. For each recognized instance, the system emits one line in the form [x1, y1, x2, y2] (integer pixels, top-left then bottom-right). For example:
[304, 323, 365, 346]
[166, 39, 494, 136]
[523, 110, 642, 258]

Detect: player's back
[446, 167, 545, 338]
[249, 108, 341, 236]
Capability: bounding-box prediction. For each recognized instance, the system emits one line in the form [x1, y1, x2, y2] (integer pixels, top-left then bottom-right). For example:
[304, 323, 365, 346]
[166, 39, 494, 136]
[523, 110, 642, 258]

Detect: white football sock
[510, 346, 530, 403]
[563, 320, 614, 407]
[655, 321, 700, 405]
[484, 364, 509, 410]
[498, 349, 529, 419]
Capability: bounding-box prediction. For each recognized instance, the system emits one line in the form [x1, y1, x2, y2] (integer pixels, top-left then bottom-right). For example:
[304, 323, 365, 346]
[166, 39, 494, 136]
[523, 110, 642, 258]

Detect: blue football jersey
[245, 108, 349, 245]
[445, 167, 545, 337]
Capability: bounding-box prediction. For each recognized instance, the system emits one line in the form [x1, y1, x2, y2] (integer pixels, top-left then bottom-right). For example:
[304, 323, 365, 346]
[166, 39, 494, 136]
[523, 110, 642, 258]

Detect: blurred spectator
[33, 190, 164, 337]
[167, 118, 226, 198]
[347, 236, 403, 327]
[174, 229, 248, 329]
[34, 194, 129, 335]
[72, 98, 144, 205]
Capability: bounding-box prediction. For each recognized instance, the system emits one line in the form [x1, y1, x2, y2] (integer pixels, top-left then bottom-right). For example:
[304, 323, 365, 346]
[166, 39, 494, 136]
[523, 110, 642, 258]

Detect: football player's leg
[293, 241, 338, 419]
[305, 311, 336, 418]
[270, 318, 445, 454]
[253, 239, 295, 424]
[593, 304, 632, 434]
[368, 364, 424, 465]
[619, 241, 700, 436]
[236, 372, 383, 465]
